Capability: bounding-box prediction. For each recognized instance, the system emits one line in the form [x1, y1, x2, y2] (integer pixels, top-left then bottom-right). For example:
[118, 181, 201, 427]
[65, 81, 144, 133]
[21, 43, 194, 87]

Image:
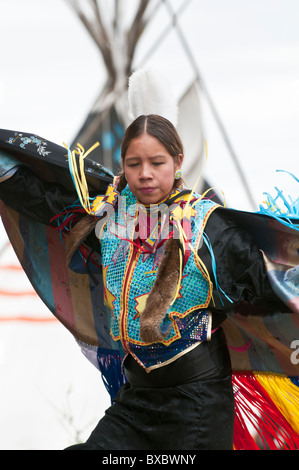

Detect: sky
[0, 0, 298, 209]
[0, 0, 298, 449]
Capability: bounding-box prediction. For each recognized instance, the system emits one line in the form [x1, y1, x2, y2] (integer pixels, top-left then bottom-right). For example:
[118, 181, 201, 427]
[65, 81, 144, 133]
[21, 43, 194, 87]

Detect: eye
[126, 162, 139, 167]
[152, 162, 164, 166]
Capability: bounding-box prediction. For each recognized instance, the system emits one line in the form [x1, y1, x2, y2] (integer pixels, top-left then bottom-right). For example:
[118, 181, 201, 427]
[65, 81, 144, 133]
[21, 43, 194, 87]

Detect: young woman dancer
[0, 73, 298, 450]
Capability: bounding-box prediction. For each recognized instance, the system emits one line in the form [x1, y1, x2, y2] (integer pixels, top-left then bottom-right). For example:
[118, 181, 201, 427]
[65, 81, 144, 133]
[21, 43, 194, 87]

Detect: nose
[139, 163, 152, 180]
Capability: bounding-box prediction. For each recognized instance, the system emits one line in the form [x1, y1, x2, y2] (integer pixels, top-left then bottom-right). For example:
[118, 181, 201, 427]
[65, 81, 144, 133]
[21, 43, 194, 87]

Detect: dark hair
[117, 114, 184, 192]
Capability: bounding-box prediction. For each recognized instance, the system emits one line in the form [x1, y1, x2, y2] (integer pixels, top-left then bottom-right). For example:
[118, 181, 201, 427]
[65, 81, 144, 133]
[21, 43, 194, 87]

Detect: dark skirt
[66, 329, 235, 450]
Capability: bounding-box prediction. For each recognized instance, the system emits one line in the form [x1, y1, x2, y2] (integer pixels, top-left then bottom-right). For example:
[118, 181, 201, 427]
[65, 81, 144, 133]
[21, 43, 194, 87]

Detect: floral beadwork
[6, 132, 51, 156]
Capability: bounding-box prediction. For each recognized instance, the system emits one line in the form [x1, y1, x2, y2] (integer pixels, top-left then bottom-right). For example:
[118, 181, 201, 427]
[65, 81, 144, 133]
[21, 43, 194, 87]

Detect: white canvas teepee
[66, 0, 255, 206]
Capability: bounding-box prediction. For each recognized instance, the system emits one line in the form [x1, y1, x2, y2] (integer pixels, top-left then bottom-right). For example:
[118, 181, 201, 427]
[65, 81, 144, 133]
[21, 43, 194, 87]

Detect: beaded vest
[95, 185, 218, 370]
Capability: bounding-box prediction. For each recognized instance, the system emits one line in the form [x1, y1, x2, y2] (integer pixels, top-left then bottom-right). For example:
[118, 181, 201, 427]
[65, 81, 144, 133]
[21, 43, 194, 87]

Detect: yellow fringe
[254, 372, 299, 435]
[185, 140, 227, 210]
[63, 141, 100, 215]
[184, 140, 209, 213]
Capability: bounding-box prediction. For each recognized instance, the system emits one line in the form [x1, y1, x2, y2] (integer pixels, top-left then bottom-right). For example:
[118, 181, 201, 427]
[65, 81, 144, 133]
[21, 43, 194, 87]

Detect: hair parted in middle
[117, 114, 184, 193]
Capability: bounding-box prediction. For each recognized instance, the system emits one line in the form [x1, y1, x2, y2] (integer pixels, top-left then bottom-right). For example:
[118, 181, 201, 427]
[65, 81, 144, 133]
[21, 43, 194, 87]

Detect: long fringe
[233, 372, 299, 450]
[63, 141, 100, 215]
[97, 349, 127, 404]
[257, 170, 299, 229]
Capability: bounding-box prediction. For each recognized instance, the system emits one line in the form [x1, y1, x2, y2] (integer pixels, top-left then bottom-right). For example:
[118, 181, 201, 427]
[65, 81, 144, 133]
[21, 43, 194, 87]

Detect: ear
[175, 153, 184, 170]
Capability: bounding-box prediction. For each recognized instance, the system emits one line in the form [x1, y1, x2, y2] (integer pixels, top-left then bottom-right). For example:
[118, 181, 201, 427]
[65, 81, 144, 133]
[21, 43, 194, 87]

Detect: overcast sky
[0, 0, 298, 210]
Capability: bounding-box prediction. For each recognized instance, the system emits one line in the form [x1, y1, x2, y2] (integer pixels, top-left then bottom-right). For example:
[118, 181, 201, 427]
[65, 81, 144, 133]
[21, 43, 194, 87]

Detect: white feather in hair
[128, 68, 178, 127]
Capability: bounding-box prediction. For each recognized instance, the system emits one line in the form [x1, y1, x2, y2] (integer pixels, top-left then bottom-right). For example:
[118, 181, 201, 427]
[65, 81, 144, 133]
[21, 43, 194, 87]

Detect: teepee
[66, 0, 254, 206]
[66, 0, 210, 191]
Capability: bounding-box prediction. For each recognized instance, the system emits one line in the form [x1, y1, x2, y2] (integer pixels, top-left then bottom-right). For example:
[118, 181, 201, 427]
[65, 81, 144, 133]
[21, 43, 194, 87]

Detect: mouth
[139, 187, 156, 194]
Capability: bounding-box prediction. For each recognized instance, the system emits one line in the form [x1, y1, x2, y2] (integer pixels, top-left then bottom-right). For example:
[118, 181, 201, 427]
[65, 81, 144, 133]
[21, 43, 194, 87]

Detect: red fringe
[50, 207, 86, 234]
[233, 372, 299, 450]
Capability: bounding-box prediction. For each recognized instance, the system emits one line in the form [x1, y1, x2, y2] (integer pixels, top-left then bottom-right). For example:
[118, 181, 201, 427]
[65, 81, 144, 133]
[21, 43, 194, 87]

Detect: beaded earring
[175, 170, 182, 180]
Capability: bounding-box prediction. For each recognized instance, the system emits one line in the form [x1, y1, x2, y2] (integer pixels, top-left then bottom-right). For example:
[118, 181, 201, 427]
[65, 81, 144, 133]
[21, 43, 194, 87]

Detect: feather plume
[128, 68, 178, 126]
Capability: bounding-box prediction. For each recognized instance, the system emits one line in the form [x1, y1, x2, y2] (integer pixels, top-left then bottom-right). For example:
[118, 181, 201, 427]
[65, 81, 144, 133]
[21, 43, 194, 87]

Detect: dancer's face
[124, 133, 183, 205]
